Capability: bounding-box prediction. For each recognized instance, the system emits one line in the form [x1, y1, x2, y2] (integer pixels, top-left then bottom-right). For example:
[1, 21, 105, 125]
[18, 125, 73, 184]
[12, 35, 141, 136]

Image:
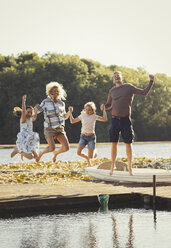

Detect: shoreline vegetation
[0, 53, 171, 144]
[0, 157, 171, 185]
[0, 141, 171, 149]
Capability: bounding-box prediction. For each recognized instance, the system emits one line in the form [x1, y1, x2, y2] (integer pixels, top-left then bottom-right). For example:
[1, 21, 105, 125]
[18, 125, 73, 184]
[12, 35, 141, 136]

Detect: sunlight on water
[0, 142, 171, 164]
[0, 209, 171, 248]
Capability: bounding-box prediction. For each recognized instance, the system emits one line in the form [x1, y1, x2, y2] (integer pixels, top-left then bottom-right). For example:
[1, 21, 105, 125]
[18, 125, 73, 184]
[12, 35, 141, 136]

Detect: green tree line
[0, 52, 171, 144]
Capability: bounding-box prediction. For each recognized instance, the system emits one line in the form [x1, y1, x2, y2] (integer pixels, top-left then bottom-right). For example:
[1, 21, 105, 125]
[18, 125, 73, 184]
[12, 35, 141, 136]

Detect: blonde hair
[46, 82, 67, 100]
[13, 107, 22, 117]
[82, 101, 96, 114]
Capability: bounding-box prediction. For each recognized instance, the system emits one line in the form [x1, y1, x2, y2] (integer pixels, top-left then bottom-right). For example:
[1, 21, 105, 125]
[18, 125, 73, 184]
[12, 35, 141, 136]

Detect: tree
[0, 53, 170, 144]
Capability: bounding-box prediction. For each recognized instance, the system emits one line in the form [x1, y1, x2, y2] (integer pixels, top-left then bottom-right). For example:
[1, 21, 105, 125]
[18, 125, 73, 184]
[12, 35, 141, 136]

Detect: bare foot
[94, 152, 97, 158]
[129, 170, 133, 176]
[34, 154, 39, 162]
[53, 151, 58, 163]
[11, 148, 19, 158]
[11, 153, 14, 158]
[32, 150, 38, 158]
[53, 156, 56, 163]
[36, 156, 40, 162]
[36, 152, 43, 162]
[33, 151, 39, 162]
[35, 157, 39, 163]
[87, 159, 91, 167]
[109, 170, 113, 176]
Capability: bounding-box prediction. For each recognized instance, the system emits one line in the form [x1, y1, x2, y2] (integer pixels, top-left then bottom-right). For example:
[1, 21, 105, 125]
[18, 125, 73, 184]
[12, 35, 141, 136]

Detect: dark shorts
[79, 134, 96, 150]
[109, 117, 134, 144]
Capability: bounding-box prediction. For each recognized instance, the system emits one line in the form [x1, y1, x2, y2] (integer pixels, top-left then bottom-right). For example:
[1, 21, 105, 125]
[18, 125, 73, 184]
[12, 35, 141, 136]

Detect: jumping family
[11, 72, 154, 175]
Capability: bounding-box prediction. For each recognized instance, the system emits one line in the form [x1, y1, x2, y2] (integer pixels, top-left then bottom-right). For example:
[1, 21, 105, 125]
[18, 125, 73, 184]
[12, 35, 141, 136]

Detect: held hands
[34, 104, 40, 113]
[100, 104, 105, 111]
[149, 74, 154, 82]
[65, 106, 73, 119]
[68, 106, 73, 114]
[34, 104, 40, 110]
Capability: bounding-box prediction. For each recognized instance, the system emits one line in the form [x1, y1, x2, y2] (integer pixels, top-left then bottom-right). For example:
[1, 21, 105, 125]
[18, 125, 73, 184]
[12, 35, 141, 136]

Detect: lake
[0, 208, 171, 248]
[0, 142, 171, 164]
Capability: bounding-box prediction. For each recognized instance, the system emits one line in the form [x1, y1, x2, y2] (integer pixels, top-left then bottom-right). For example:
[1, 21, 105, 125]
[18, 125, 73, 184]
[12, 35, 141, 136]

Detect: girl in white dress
[69, 102, 107, 166]
[11, 95, 39, 161]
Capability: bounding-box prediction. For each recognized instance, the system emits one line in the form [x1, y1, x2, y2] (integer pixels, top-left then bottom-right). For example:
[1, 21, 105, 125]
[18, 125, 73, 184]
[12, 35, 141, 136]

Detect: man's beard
[115, 79, 122, 84]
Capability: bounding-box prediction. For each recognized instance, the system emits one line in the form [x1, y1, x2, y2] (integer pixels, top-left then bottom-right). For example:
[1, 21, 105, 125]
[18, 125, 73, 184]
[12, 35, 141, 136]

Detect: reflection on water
[112, 216, 119, 248]
[127, 215, 134, 248]
[0, 142, 171, 164]
[112, 214, 134, 248]
[0, 209, 171, 248]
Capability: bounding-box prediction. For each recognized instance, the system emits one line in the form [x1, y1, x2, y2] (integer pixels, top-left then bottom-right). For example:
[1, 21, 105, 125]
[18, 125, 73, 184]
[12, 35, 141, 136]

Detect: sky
[0, 0, 171, 76]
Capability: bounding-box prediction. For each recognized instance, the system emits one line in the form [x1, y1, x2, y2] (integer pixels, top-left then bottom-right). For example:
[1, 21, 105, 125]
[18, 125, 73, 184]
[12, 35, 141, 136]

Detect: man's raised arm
[131, 74, 154, 96]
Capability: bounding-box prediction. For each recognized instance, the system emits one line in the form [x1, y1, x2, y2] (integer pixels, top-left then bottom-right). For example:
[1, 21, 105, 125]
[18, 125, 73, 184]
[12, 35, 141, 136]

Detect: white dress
[16, 118, 39, 153]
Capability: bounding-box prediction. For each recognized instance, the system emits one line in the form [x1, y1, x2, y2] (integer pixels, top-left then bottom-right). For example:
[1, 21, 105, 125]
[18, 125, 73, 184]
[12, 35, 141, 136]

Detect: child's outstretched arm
[32, 104, 39, 122]
[21, 95, 27, 123]
[65, 106, 72, 119]
[68, 106, 81, 124]
[97, 104, 107, 122]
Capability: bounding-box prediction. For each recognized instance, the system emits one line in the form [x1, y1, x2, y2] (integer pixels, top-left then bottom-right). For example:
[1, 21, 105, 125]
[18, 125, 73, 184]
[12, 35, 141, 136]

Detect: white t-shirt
[78, 113, 98, 134]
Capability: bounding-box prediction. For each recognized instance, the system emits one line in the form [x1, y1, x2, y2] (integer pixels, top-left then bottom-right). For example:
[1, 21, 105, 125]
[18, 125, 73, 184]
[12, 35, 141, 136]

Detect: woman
[36, 81, 71, 162]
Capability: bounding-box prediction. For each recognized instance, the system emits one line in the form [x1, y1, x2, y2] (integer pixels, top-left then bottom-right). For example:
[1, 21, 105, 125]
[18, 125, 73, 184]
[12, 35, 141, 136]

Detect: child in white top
[11, 95, 39, 161]
[69, 102, 107, 166]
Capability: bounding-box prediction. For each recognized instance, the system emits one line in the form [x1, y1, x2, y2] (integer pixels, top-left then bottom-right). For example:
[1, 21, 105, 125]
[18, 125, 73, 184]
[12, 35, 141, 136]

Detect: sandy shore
[1, 180, 171, 202]
[1, 158, 171, 203]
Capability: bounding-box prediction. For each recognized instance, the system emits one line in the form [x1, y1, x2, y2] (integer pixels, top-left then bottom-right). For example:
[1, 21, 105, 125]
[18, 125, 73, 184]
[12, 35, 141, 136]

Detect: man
[103, 71, 154, 176]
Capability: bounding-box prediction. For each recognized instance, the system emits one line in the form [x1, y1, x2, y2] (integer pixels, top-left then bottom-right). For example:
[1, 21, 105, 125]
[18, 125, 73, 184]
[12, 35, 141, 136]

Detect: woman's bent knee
[62, 145, 69, 152]
[49, 146, 55, 152]
[64, 145, 69, 152]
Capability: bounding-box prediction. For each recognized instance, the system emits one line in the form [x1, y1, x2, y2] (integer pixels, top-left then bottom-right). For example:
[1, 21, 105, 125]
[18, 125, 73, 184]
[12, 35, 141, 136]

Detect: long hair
[46, 82, 67, 101]
[81, 101, 96, 114]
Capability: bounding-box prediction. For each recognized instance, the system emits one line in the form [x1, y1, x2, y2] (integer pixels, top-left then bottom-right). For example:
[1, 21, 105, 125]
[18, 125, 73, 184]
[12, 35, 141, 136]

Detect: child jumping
[11, 95, 40, 161]
[69, 102, 107, 166]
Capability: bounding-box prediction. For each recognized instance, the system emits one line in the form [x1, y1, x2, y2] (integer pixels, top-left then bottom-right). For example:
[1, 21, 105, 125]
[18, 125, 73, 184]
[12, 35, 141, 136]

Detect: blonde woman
[69, 102, 107, 166]
[36, 82, 72, 162]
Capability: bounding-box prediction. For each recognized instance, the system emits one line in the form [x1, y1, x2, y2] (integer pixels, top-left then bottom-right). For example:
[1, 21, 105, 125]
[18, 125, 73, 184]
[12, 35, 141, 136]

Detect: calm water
[0, 142, 171, 164]
[0, 208, 171, 248]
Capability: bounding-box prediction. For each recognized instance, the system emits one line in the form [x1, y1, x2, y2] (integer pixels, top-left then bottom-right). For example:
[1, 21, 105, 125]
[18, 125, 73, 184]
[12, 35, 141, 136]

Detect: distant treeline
[0, 52, 171, 144]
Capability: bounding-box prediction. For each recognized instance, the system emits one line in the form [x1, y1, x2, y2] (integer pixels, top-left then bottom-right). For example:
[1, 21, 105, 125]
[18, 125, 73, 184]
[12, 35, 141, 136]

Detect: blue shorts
[109, 117, 134, 144]
[79, 134, 96, 150]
